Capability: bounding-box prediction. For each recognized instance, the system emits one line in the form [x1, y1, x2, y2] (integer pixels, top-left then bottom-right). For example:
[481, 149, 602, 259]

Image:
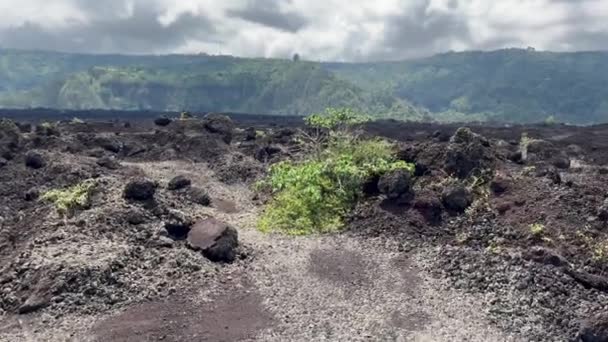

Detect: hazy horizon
[1, 0, 607, 62]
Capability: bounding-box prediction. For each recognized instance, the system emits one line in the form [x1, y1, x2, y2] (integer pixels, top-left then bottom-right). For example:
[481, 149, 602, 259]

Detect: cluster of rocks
[123, 176, 237, 263]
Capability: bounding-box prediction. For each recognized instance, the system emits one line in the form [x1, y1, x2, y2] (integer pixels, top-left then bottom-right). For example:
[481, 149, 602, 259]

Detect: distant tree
[293, 53, 300, 62]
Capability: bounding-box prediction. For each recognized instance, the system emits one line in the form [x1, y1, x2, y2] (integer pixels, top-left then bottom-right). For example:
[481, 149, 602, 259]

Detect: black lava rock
[441, 184, 473, 213]
[154, 117, 172, 126]
[25, 152, 46, 169]
[167, 175, 192, 191]
[123, 178, 157, 201]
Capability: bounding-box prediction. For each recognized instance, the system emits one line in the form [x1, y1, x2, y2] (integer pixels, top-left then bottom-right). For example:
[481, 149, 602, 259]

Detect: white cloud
[0, 0, 606, 60]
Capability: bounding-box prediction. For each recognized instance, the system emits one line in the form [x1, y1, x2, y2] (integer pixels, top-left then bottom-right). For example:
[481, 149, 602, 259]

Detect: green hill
[1, 48, 608, 123]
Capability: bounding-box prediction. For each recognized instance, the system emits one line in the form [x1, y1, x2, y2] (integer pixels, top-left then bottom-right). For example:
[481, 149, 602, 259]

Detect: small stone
[167, 175, 191, 191]
[125, 210, 147, 225]
[24, 188, 39, 201]
[189, 187, 211, 206]
[25, 152, 46, 169]
[96, 156, 121, 170]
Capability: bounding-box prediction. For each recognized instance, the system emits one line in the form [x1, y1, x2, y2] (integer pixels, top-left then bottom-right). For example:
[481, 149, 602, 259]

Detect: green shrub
[257, 108, 412, 235]
[41, 180, 96, 216]
[304, 107, 369, 130]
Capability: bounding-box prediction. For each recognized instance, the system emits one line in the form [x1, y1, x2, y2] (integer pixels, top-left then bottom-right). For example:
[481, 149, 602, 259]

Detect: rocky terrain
[1, 112, 608, 341]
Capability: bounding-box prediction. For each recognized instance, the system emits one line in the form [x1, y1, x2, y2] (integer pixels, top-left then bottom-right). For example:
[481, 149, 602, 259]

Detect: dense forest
[1, 48, 607, 124]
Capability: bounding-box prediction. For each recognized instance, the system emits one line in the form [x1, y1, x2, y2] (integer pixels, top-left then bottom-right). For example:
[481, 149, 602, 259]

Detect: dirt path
[1, 160, 520, 341]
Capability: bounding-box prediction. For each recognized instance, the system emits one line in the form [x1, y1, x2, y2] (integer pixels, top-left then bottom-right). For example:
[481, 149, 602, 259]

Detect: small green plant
[544, 115, 558, 125]
[71, 117, 85, 124]
[593, 240, 608, 262]
[180, 111, 193, 120]
[529, 223, 545, 236]
[257, 108, 412, 235]
[41, 180, 96, 217]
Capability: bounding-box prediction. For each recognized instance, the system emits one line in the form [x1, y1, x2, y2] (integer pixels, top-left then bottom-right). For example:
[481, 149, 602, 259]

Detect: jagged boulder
[441, 184, 473, 213]
[445, 127, 495, 179]
[243, 127, 257, 141]
[203, 113, 234, 144]
[187, 218, 238, 263]
[378, 169, 414, 203]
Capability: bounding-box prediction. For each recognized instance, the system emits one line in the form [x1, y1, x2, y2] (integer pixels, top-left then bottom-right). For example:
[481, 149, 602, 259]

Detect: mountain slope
[1, 48, 608, 123]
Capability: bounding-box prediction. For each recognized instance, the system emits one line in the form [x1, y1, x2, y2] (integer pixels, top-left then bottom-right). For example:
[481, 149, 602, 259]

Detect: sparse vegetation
[258, 108, 413, 235]
[71, 117, 85, 124]
[41, 180, 96, 217]
[529, 223, 545, 236]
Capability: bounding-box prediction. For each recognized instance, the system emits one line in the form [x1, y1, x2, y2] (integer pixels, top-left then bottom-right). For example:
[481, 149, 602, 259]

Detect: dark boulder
[507, 151, 524, 164]
[255, 145, 283, 163]
[244, 127, 257, 141]
[361, 175, 380, 196]
[203, 113, 234, 144]
[167, 175, 191, 191]
[551, 157, 571, 169]
[490, 175, 511, 195]
[16, 122, 32, 133]
[25, 152, 46, 169]
[535, 165, 561, 184]
[378, 169, 413, 203]
[445, 127, 495, 179]
[96, 136, 122, 153]
[154, 117, 172, 127]
[123, 178, 157, 201]
[441, 184, 473, 213]
[580, 313, 608, 342]
[96, 156, 121, 170]
[187, 218, 239, 263]
[24, 188, 39, 201]
[164, 210, 194, 240]
[189, 187, 211, 206]
[0, 119, 22, 156]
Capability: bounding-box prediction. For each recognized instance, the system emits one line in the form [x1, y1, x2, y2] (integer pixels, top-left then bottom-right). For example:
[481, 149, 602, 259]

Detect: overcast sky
[0, 0, 606, 61]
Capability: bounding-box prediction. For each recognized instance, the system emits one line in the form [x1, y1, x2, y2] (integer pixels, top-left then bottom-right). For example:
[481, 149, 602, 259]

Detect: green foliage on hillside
[1, 48, 608, 123]
[258, 108, 413, 235]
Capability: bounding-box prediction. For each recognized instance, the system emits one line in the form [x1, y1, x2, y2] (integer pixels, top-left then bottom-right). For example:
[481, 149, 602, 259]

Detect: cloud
[0, 0, 606, 61]
[226, 0, 309, 33]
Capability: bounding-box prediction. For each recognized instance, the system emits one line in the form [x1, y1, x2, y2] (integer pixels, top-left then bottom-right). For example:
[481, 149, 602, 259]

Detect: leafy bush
[304, 107, 369, 129]
[258, 108, 412, 235]
[41, 180, 96, 217]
